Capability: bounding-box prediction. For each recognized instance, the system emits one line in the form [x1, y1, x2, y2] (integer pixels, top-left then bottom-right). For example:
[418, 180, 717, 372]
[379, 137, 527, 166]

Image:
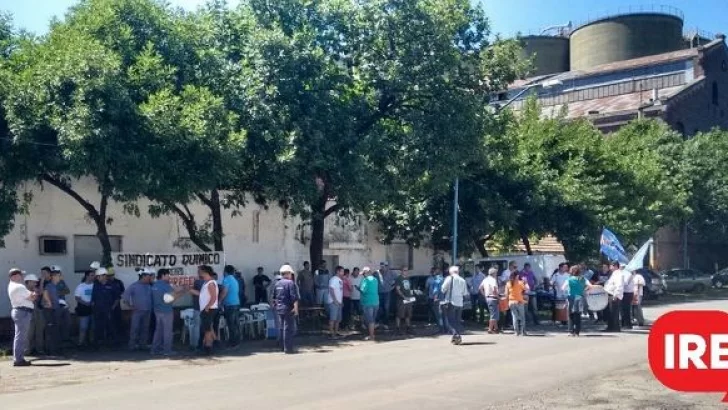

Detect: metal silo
[570, 8, 684, 70]
[522, 35, 570, 76]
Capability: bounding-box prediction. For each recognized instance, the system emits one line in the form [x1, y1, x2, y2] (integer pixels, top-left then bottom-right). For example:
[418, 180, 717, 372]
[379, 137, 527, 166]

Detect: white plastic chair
[218, 315, 229, 342]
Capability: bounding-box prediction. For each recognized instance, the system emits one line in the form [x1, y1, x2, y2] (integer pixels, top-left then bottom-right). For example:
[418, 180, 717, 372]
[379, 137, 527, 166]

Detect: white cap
[279, 264, 295, 274]
[139, 268, 155, 276]
[449, 266, 460, 275]
[50, 265, 62, 273]
[96, 268, 109, 276]
[24, 274, 40, 282]
[90, 261, 101, 270]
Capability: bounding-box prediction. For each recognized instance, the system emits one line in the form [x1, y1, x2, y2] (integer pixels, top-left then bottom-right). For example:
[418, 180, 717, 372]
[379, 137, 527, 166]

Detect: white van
[478, 254, 567, 285]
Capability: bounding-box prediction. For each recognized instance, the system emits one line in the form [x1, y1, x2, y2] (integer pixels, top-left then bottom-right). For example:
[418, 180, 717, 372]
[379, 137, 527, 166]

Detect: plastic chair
[218, 315, 229, 342]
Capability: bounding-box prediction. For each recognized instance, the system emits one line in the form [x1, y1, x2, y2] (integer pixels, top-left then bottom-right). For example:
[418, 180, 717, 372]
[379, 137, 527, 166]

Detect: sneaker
[13, 360, 31, 367]
[163, 351, 179, 357]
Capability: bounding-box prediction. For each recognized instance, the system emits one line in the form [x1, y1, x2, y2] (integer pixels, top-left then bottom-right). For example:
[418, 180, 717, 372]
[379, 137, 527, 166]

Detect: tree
[683, 129, 728, 241]
[3, 0, 180, 263]
[241, 0, 525, 267]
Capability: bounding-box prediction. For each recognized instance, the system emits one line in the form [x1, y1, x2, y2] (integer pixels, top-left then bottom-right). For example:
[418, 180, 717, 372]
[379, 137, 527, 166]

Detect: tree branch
[41, 173, 100, 220]
[168, 202, 212, 252]
[324, 203, 341, 218]
[197, 192, 213, 208]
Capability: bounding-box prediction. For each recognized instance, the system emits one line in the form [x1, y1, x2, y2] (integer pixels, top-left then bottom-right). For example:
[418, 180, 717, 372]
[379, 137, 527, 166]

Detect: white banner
[110, 251, 225, 308]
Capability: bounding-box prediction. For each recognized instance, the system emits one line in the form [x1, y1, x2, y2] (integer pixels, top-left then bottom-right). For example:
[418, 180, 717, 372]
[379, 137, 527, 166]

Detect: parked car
[712, 269, 728, 289]
[659, 268, 712, 293]
[635, 268, 666, 300]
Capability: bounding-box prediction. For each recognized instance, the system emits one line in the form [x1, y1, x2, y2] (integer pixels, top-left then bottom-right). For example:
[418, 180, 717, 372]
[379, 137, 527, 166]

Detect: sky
[1, 0, 726, 38]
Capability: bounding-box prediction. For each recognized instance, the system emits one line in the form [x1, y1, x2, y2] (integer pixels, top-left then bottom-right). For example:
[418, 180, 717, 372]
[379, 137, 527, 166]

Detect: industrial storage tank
[521, 35, 570, 76]
[570, 9, 684, 70]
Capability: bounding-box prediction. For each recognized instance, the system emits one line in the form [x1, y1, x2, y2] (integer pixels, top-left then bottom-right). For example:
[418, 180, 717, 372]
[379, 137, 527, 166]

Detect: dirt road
[1, 301, 724, 410]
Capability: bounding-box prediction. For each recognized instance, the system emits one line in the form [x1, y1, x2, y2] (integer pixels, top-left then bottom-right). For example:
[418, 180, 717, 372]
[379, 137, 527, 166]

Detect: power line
[0, 137, 61, 147]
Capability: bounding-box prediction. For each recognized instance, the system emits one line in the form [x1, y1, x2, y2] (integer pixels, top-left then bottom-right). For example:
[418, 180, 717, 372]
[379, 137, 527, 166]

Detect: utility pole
[452, 178, 459, 266]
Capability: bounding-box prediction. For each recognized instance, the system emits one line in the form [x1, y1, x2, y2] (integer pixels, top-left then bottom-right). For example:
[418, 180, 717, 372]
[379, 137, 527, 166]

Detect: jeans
[446, 304, 464, 337]
[43, 308, 62, 354]
[378, 291, 392, 323]
[342, 297, 352, 327]
[278, 312, 297, 353]
[12, 308, 32, 363]
[362, 305, 378, 326]
[300, 289, 315, 306]
[27, 307, 45, 353]
[128, 310, 151, 349]
[526, 294, 540, 325]
[568, 296, 583, 335]
[607, 296, 621, 331]
[223, 305, 241, 345]
[152, 311, 174, 354]
[471, 294, 487, 322]
[58, 306, 71, 342]
[429, 300, 445, 331]
[190, 310, 201, 348]
[94, 310, 116, 345]
[510, 303, 526, 335]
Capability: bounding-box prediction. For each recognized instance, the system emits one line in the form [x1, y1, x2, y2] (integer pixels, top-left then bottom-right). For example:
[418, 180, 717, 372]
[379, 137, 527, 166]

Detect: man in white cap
[441, 266, 467, 345]
[123, 268, 154, 350]
[8, 268, 38, 366]
[92, 267, 120, 346]
[272, 265, 300, 354]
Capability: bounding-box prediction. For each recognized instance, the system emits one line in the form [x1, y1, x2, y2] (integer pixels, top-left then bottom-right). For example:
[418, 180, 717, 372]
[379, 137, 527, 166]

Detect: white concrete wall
[0, 179, 435, 316]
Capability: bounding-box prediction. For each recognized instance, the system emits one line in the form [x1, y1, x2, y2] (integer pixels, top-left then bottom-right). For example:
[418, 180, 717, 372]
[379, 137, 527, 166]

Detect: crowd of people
[7, 258, 647, 366]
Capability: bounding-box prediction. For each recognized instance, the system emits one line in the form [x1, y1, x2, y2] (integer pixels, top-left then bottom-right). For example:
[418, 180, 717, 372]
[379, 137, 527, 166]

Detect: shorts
[362, 305, 378, 325]
[487, 298, 500, 321]
[200, 309, 218, 332]
[327, 303, 342, 322]
[397, 300, 413, 319]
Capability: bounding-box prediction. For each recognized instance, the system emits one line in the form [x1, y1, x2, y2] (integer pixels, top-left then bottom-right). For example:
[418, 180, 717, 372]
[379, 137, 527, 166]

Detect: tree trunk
[521, 233, 533, 255]
[168, 203, 212, 252]
[210, 189, 224, 252]
[475, 239, 489, 257]
[309, 196, 326, 270]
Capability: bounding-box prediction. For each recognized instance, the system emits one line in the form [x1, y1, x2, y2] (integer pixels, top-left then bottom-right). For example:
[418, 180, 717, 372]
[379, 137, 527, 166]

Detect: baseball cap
[96, 268, 109, 276]
[139, 268, 155, 276]
[50, 265, 62, 273]
[8, 268, 23, 277]
[24, 274, 40, 282]
[279, 264, 295, 274]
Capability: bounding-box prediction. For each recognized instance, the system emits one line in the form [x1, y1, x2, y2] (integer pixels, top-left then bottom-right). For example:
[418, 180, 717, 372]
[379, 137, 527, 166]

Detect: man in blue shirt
[273, 264, 299, 354]
[92, 268, 120, 346]
[426, 267, 446, 333]
[220, 265, 241, 347]
[42, 269, 63, 355]
[123, 269, 154, 350]
[151, 269, 181, 356]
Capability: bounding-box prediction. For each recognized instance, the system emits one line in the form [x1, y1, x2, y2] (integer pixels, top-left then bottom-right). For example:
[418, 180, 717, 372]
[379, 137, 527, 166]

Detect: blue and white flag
[626, 238, 653, 272]
[600, 228, 629, 264]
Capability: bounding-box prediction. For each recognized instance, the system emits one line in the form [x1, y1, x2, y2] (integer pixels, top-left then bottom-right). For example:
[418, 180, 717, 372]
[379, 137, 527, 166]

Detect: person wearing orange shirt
[505, 271, 529, 336]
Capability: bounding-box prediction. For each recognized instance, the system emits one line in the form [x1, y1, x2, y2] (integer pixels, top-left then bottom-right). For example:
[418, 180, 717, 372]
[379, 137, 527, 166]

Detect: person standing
[441, 266, 468, 345]
[107, 268, 126, 338]
[562, 266, 593, 337]
[621, 266, 636, 329]
[42, 268, 63, 355]
[50, 266, 72, 344]
[151, 269, 183, 356]
[313, 261, 331, 306]
[603, 261, 625, 332]
[506, 271, 529, 336]
[92, 268, 120, 346]
[297, 261, 315, 307]
[480, 268, 500, 334]
[376, 262, 396, 326]
[74, 270, 96, 347]
[8, 268, 38, 366]
[519, 263, 540, 326]
[349, 267, 363, 330]
[394, 267, 415, 335]
[219, 265, 241, 347]
[273, 264, 300, 354]
[470, 266, 487, 323]
[123, 269, 154, 351]
[426, 267, 446, 333]
[632, 271, 647, 327]
[358, 267, 379, 341]
[326, 266, 344, 338]
[341, 269, 353, 329]
[197, 265, 219, 355]
[551, 263, 570, 325]
[234, 270, 246, 307]
[23, 274, 44, 355]
[253, 267, 272, 305]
